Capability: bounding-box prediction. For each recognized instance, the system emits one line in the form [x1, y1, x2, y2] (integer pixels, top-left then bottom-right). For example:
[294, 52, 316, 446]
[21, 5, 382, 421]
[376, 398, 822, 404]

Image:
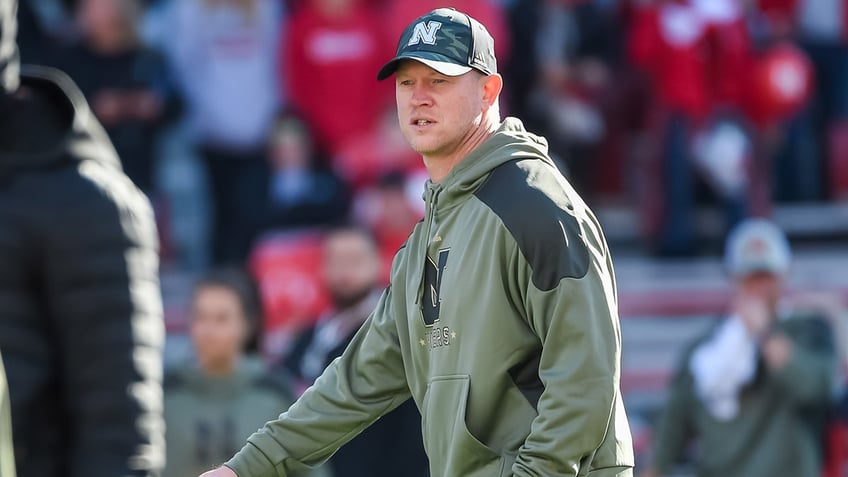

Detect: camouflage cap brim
[377, 51, 473, 81]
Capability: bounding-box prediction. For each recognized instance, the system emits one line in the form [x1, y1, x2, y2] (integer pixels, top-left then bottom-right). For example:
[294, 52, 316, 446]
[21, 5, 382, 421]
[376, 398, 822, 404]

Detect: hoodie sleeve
[226, 286, 411, 477]
[509, 207, 630, 476]
[650, 352, 697, 475]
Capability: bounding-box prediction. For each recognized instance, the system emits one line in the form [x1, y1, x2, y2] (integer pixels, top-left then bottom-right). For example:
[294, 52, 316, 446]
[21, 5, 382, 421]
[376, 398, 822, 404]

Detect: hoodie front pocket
[422, 375, 507, 477]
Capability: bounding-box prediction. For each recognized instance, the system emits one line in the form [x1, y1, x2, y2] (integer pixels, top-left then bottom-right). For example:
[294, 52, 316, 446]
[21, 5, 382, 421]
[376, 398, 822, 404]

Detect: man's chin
[408, 141, 441, 157]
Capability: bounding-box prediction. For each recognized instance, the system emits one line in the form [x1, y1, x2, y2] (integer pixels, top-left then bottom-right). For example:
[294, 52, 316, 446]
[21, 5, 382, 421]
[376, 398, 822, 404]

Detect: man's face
[323, 231, 380, 308]
[78, 0, 121, 35]
[737, 271, 784, 312]
[395, 61, 485, 159]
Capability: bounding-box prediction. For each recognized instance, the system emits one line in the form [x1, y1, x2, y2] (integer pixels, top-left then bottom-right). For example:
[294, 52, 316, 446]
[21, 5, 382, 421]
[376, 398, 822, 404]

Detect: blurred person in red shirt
[352, 170, 423, 284]
[333, 106, 423, 190]
[282, 0, 392, 155]
[628, 0, 756, 256]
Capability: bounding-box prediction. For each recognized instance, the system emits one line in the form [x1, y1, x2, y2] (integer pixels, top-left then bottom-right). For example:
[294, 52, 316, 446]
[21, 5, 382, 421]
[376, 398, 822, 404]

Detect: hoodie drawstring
[415, 184, 441, 305]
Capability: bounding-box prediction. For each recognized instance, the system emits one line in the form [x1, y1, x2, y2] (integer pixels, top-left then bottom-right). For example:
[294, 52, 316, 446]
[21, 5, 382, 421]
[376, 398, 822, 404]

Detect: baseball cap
[724, 218, 792, 277]
[377, 8, 497, 81]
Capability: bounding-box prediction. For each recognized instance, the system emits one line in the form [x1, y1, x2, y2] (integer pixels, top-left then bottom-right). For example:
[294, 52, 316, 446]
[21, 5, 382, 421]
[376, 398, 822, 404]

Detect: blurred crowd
[8, 0, 848, 475]
[18, 0, 848, 267]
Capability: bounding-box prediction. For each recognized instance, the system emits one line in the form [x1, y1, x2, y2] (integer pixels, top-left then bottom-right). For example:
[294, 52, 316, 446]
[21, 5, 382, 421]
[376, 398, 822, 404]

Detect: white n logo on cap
[407, 21, 442, 46]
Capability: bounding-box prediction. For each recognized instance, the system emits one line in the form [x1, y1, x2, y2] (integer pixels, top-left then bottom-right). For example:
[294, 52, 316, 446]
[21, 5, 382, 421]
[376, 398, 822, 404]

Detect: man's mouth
[412, 118, 435, 126]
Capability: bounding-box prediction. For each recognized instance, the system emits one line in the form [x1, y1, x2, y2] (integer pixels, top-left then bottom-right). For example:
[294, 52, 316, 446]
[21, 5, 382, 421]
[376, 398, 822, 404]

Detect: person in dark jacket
[57, 0, 169, 194]
[0, 0, 165, 474]
[642, 219, 837, 477]
[245, 112, 349, 251]
[283, 225, 428, 477]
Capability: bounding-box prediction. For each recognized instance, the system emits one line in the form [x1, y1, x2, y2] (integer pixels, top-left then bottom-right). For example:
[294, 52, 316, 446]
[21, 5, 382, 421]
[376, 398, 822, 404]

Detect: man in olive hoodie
[203, 8, 634, 477]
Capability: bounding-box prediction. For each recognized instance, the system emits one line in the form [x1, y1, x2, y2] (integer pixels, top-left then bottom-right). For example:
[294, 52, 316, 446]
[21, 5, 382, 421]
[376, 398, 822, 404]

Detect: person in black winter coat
[0, 0, 165, 475]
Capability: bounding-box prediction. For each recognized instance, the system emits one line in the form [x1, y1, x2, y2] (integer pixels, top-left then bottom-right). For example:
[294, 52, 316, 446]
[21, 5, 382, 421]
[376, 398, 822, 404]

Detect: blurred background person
[352, 170, 423, 283]
[0, 0, 165, 474]
[57, 0, 170, 195]
[515, 0, 621, 199]
[165, 0, 282, 265]
[627, 0, 757, 257]
[282, 225, 428, 477]
[282, 0, 392, 156]
[640, 218, 837, 477]
[791, 0, 848, 200]
[252, 112, 350, 239]
[164, 268, 330, 477]
[333, 106, 423, 191]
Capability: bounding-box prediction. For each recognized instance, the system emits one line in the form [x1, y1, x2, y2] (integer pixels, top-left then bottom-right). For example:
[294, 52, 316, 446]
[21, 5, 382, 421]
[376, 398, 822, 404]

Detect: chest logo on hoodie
[420, 248, 450, 326]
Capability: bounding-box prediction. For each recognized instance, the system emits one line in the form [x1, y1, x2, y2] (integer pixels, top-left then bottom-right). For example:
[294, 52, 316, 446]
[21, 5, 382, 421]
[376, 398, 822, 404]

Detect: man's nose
[410, 83, 433, 106]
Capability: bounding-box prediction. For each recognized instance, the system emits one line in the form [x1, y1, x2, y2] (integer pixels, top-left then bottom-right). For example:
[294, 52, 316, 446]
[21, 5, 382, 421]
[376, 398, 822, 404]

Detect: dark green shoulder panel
[473, 159, 590, 291]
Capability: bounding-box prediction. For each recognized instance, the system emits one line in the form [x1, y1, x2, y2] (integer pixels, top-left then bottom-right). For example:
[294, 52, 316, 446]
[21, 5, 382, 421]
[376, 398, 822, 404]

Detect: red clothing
[757, 0, 797, 23]
[334, 114, 423, 190]
[627, 2, 752, 121]
[385, 0, 510, 64]
[283, 4, 393, 154]
[708, 18, 752, 108]
[628, 3, 711, 119]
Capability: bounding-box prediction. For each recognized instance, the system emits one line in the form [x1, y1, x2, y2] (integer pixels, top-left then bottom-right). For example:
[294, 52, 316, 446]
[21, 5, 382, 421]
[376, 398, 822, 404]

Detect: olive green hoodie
[227, 117, 634, 476]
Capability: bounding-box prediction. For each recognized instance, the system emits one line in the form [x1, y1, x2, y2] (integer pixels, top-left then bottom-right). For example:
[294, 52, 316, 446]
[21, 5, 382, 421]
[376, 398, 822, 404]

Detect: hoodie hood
[0, 65, 123, 180]
[413, 117, 552, 305]
[424, 117, 553, 209]
[0, 0, 19, 94]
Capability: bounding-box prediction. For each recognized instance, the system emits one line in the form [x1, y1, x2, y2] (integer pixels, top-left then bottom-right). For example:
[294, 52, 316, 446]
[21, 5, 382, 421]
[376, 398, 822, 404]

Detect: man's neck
[424, 119, 497, 183]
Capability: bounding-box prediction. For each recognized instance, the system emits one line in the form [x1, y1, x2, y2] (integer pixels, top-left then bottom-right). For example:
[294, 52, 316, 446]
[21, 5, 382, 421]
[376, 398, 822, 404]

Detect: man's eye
[399, 79, 413, 86]
[433, 79, 447, 84]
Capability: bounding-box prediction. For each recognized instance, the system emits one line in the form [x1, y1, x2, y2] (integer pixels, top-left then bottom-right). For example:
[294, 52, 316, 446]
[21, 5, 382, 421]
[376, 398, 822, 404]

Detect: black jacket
[0, 66, 164, 476]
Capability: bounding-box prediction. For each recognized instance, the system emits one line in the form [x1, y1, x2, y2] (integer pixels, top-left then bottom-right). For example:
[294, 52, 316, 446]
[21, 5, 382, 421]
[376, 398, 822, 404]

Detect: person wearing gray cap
[642, 218, 837, 477]
[0, 0, 165, 475]
[202, 8, 633, 477]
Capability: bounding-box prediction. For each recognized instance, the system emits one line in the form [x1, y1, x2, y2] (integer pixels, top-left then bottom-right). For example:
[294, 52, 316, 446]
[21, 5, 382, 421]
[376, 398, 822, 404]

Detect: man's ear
[481, 73, 503, 107]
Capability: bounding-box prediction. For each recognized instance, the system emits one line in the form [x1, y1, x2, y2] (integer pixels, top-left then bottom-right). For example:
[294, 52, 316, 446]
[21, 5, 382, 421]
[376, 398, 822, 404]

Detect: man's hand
[199, 466, 238, 477]
[762, 332, 794, 371]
